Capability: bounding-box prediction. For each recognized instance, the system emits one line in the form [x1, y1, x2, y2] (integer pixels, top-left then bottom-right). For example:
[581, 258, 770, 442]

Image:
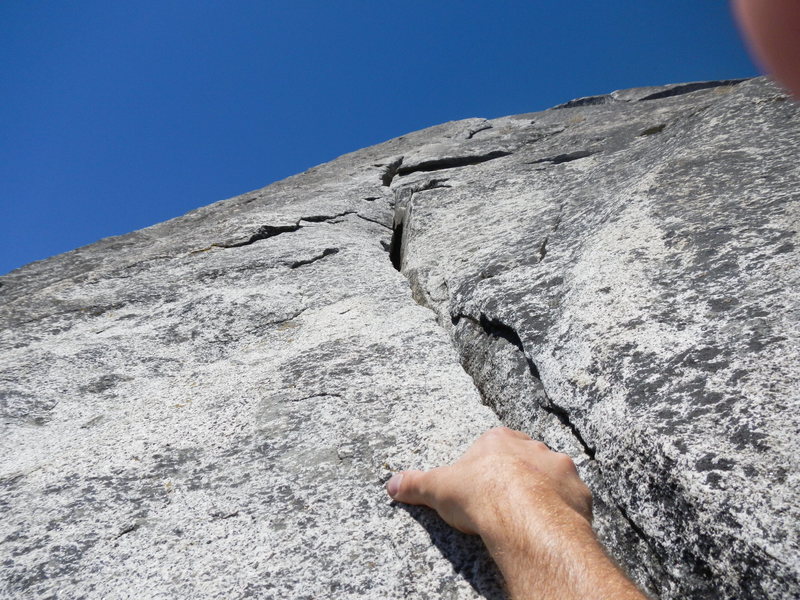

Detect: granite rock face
[1, 77, 799, 599]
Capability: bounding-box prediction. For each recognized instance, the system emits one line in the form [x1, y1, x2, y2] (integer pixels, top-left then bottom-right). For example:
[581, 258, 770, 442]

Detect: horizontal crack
[290, 248, 339, 269]
[527, 150, 595, 165]
[222, 224, 302, 248]
[397, 151, 511, 176]
[300, 211, 355, 223]
[193, 210, 372, 253]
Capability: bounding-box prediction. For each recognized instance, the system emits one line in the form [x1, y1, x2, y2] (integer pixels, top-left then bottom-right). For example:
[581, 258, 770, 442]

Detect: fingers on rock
[386, 470, 430, 506]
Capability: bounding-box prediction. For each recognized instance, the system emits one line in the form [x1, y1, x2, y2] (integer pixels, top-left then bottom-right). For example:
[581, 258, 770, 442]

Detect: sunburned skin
[385, 4, 800, 599]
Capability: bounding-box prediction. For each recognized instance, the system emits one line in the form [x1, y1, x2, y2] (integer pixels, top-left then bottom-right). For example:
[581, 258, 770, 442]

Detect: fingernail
[387, 473, 403, 497]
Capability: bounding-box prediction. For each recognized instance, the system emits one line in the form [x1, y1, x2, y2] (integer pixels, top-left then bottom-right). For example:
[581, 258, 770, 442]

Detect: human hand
[386, 427, 647, 600]
[385, 426, 592, 540]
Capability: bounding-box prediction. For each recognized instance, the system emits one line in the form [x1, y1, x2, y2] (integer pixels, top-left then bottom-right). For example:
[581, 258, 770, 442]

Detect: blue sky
[1, 1, 758, 275]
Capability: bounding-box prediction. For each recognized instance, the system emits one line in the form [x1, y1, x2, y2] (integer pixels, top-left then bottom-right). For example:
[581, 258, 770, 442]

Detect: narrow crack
[266, 307, 308, 325]
[527, 150, 595, 165]
[451, 312, 596, 459]
[193, 210, 370, 254]
[289, 247, 339, 269]
[617, 503, 660, 557]
[221, 224, 302, 248]
[389, 221, 404, 271]
[386, 161, 593, 459]
[538, 237, 549, 261]
[539, 200, 564, 262]
[396, 151, 511, 177]
[466, 124, 493, 139]
[292, 393, 343, 403]
[540, 403, 596, 459]
[353, 213, 392, 230]
[299, 211, 355, 223]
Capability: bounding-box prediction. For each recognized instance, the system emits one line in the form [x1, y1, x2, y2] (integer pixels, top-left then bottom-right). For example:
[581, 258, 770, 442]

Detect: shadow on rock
[396, 503, 506, 600]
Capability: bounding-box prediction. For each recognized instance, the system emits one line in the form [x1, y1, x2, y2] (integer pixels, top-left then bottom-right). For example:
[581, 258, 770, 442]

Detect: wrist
[476, 479, 645, 600]
[471, 459, 592, 545]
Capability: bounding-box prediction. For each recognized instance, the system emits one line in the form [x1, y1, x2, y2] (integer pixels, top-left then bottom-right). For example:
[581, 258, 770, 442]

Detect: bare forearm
[480, 490, 647, 600]
[386, 428, 648, 599]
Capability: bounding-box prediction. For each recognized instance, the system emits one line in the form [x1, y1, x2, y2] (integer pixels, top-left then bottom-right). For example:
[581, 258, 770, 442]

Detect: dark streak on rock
[299, 211, 354, 223]
[114, 522, 139, 539]
[640, 124, 667, 136]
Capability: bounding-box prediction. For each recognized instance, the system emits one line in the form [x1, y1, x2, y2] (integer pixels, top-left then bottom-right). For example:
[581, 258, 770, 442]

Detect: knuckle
[530, 440, 549, 452]
[485, 426, 511, 439]
[556, 452, 577, 469]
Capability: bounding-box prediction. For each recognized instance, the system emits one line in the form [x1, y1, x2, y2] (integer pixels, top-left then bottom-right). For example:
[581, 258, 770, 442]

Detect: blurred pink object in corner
[733, 0, 800, 98]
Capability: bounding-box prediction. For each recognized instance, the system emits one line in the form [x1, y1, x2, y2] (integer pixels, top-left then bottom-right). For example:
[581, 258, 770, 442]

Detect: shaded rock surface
[1, 77, 798, 599]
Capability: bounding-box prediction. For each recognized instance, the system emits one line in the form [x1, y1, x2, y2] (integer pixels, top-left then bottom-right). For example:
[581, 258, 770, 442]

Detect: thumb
[386, 469, 435, 506]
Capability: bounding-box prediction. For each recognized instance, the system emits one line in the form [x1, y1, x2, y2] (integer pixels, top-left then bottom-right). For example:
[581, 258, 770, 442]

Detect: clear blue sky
[1, 1, 758, 275]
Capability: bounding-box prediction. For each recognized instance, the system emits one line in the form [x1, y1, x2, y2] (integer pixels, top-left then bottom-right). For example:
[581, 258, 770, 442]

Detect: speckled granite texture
[1, 76, 798, 599]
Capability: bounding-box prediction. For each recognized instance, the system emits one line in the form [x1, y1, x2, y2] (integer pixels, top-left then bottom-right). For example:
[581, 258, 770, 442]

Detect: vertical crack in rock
[451, 313, 596, 459]
[617, 503, 665, 568]
[389, 221, 404, 271]
[386, 174, 595, 458]
[538, 237, 549, 261]
[538, 199, 565, 262]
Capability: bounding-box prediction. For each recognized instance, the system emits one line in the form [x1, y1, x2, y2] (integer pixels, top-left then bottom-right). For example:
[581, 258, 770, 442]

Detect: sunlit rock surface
[1, 76, 798, 599]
